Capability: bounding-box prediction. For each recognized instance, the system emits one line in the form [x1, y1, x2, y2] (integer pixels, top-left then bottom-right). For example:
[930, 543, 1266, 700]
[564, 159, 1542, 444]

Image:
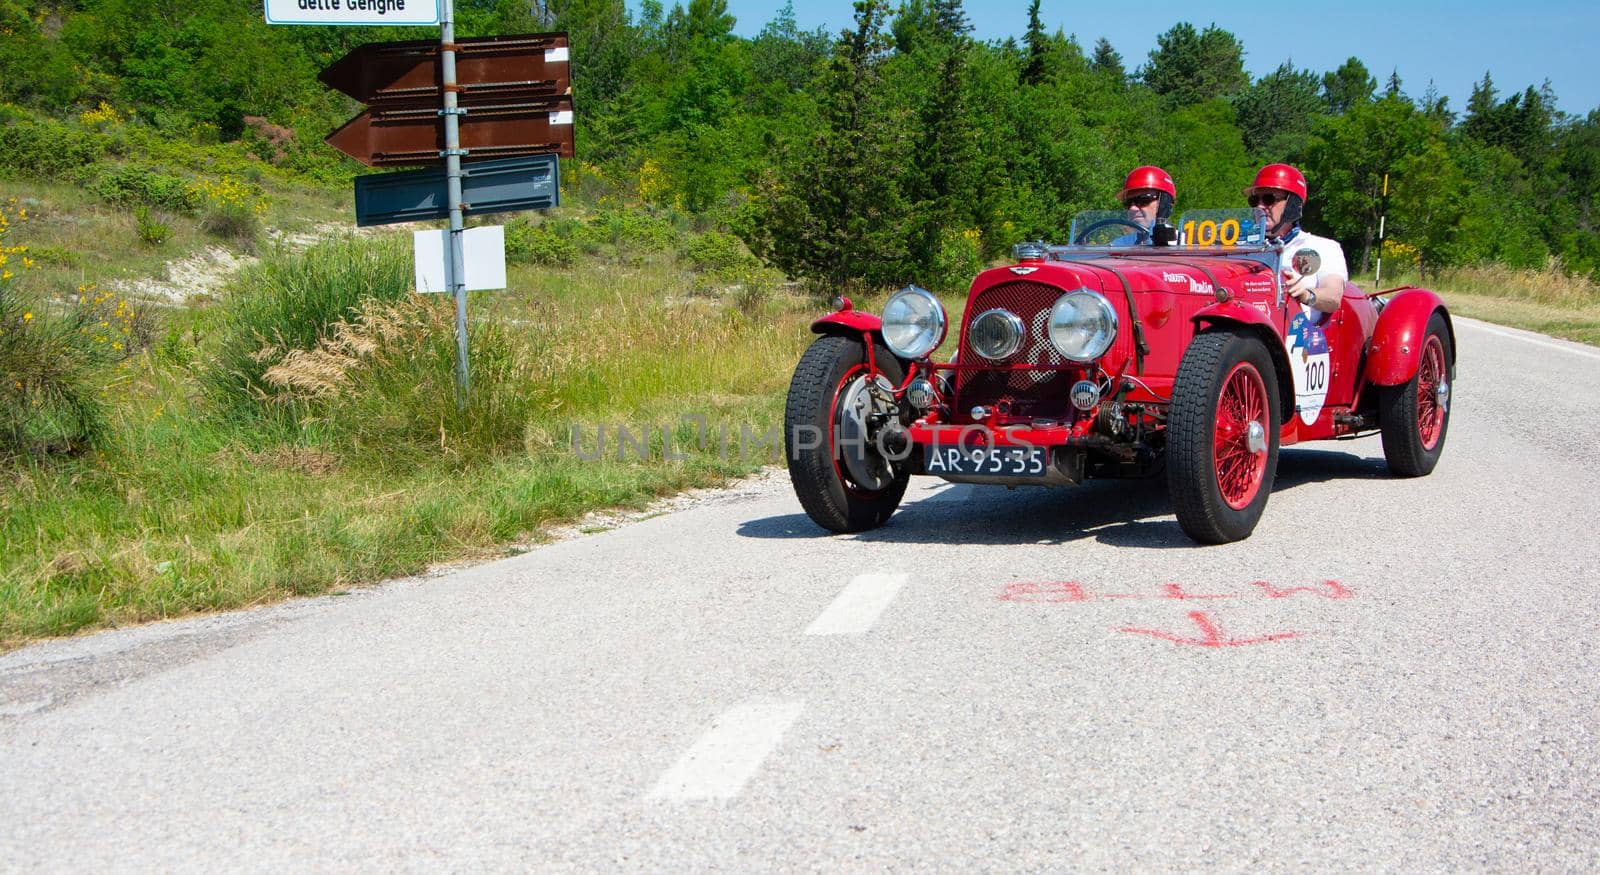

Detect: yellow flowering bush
[78, 101, 121, 129]
[1381, 239, 1421, 265]
[637, 158, 670, 204]
[189, 176, 269, 248]
[931, 227, 984, 292]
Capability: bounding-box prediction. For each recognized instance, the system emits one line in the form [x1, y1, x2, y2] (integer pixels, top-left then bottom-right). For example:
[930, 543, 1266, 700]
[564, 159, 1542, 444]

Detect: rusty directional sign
[320, 31, 574, 167]
[326, 95, 574, 167]
[318, 32, 569, 105]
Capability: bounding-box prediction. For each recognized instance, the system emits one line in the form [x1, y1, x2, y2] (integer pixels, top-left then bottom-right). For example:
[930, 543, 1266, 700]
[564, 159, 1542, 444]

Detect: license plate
[923, 445, 1048, 477]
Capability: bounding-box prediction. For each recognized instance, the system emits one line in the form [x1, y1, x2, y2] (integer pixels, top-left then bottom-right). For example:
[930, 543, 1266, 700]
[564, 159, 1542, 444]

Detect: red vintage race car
[784, 208, 1455, 543]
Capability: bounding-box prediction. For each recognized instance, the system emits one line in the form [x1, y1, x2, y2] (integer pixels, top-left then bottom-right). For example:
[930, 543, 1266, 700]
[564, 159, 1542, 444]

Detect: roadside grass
[1360, 259, 1600, 346]
[1, 243, 819, 649]
[0, 177, 346, 306]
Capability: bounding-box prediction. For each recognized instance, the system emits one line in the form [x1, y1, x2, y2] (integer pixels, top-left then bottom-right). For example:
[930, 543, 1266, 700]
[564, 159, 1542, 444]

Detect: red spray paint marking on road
[1102, 583, 1237, 601]
[1252, 580, 1353, 599]
[1117, 611, 1305, 648]
[999, 581, 1088, 602]
[999, 581, 1352, 602]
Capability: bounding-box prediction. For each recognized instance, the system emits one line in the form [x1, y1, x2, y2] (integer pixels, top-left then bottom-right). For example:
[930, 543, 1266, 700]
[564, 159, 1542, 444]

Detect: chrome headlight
[1048, 290, 1118, 362]
[881, 285, 946, 360]
[969, 309, 1025, 360]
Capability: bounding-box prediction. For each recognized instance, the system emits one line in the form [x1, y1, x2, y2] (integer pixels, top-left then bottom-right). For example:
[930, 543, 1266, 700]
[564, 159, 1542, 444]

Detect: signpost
[270, 0, 571, 408]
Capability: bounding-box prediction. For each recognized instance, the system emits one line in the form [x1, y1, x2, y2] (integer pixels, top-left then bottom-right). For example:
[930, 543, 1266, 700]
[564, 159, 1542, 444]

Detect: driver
[1113, 165, 1175, 245]
[1246, 163, 1347, 315]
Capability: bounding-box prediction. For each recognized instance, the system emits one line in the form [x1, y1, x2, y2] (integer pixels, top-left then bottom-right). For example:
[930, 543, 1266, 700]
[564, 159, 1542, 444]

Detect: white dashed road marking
[1456, 317, 1600, 361]
[649, 703, 805, 800]
[804, 573, 908, 636]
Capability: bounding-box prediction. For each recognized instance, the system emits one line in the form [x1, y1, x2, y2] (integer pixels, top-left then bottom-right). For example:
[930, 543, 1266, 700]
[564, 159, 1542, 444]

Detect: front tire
[1168, 330, 1281, 544]
[1378, 312, 1453, 477]
[785, 335, 909, 533]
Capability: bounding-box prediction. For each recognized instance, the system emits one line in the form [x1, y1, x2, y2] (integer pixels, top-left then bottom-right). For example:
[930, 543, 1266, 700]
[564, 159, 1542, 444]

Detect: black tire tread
[1167, 329, 1279, 544]
[784, 335, 908, 533]
[1378, 312, 1453, 478]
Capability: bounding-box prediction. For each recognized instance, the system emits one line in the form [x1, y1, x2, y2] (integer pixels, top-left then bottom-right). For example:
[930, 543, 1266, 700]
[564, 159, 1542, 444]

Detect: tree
[1301, 96, 1439, 272]
[1090, 38, 1124, 83]
[1321, 57, 1374, 115]
[1021, 0, 1046, 85]
[1139, 22, 1248, 107]
[749, 1, 832, 102]
[550, 0, 638, 110]
[1383, 68, 1403, 99]
[744, 0, 912, 291]
[1233, 61, 1323, 158]
[1419, 81, 1454, 126]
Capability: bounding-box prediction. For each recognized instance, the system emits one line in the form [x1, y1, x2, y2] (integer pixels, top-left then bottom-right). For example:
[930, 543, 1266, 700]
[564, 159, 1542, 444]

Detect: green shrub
[200, 201, 261, 251]
[134, 206, 171, 246]
[0, 283, 114, 459]
[204, 237, 412, 417]
[682, 230, 757, 273]
[504, 217, 578, 267]
[19, 245, 80, 268]
[587, 208, 679, 251]
[0, 118, 108, 179]
[89, 163, 200, 214]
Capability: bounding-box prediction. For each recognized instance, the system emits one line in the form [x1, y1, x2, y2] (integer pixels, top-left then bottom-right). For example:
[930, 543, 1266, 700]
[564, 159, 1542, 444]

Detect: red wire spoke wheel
[1213, 361, 1270, 510]
[1379, 311, 1454, 476]
[1169, 329, 1281, 544]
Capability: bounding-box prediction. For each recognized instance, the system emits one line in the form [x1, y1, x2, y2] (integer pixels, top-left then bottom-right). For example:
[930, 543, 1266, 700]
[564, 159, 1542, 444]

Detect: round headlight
[1048, 290, 1118, 362]
[881, 285, 946, 359]
[970, 309, 1025, 360]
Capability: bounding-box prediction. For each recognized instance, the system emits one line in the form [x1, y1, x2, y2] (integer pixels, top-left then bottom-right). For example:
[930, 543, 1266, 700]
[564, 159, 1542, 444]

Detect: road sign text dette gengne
[321, 32, 574, 167]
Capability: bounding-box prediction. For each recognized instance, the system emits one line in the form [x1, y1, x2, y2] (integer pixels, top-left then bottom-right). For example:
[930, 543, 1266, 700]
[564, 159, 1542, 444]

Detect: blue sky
[649, 1, 1599, 116]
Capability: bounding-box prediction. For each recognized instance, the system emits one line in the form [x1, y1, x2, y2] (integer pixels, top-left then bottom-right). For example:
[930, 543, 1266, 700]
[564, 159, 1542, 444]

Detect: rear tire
[785, 335, 909, 533]
[1168, 330, 1281, 544]
[1379, 312, 1453, 477]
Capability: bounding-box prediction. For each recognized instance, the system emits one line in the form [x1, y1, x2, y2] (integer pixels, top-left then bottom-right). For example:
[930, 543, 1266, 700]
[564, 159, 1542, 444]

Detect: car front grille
[955, 280, 1079, 419]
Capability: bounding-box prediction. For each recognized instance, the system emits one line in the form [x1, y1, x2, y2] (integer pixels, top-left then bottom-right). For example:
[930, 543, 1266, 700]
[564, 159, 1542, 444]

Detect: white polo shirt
[1279, 228, 1348, 287]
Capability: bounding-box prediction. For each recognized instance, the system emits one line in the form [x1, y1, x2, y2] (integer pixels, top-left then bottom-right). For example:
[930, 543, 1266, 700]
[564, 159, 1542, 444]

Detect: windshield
[1066, 210, 1154, 247]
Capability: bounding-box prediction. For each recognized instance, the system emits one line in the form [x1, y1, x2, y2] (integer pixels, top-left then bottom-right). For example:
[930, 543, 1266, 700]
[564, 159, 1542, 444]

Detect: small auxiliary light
[1070, 380, 1101, 411]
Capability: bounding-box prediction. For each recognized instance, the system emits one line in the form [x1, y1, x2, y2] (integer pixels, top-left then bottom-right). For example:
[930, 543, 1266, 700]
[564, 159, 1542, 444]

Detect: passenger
[1246, 163, 1348, 315]
[1112, 165, 1176, 245]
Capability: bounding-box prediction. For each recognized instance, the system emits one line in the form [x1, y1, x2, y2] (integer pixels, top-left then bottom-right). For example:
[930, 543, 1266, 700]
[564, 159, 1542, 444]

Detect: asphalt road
[3, 317, 1598, 871]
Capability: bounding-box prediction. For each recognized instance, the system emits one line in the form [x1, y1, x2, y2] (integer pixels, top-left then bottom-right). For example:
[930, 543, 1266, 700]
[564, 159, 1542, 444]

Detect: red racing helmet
[1244, 163, 1308, 200]
[1119, 165, 1176, 201]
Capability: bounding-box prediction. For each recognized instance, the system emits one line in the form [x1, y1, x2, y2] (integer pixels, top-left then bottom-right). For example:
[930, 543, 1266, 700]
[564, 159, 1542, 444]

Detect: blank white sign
[414, 226, 506, 293]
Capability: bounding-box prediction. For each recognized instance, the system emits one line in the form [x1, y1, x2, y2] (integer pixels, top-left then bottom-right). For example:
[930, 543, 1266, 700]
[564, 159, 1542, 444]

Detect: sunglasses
[1124, 193, 1161, 207]
[1248, 192, 1289, 207]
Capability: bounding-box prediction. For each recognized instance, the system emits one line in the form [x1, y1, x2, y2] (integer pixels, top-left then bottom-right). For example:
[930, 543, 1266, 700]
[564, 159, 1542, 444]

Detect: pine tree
[1021, 0, 1047, 85]
[1090, 37, 1124, 83]
[1321, 57, 1375, 114]
[744, 0, 911, 291]
[1140, 23, 1248, 106]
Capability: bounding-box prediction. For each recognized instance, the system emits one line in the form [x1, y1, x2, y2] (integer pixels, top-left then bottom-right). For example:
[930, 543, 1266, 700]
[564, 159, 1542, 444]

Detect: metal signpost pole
[440, 0, 470, 408]
[1375, 173, 1389, 287]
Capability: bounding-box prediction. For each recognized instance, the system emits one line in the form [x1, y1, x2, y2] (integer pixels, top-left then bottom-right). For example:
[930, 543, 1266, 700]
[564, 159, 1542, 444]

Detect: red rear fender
[1366, 289, 1452, 386]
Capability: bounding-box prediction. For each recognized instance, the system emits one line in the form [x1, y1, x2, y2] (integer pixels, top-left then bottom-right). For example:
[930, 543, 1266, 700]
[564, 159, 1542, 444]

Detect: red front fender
[1191, 299, 1276, 333]
[1366, 288, 1452, 386]
[810, 310, 882, 336]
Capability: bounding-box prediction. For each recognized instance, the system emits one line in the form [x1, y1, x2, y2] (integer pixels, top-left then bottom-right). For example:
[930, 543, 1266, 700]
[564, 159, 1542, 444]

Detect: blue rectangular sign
[353, 154, 560, 227]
